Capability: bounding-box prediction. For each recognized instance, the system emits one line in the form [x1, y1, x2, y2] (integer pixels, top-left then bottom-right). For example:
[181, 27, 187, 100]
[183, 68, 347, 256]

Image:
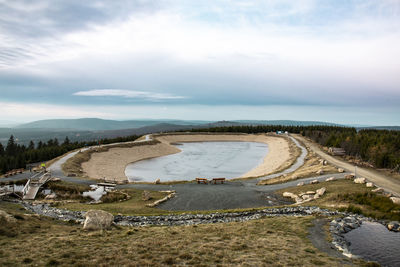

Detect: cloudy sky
[1, 0, 399, 125]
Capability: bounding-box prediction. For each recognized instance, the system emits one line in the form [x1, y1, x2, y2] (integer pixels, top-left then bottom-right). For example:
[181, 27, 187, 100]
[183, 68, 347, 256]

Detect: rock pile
[282, 187, 326, 204]
[330, 215, 364, 257]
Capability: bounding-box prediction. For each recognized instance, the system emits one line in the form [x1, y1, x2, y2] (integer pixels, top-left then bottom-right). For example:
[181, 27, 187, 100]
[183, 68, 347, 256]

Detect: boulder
[154, 179, 161, 184]
[390, 197, 400, 205]
[366, 182, 374, 188]
[302, 194, 312, 200]
[316, 169, 324, 175]
[142, 190, 151, 201]
[323, 160, 328, 166]
[372, 187, 384, 193]
[83, 210, 114, 230]
[306, 191, 316, 195]
[325, 177, 336, 182]
[354, 178, 366, 184]
[316, 187, 326, 196]
[387, 221, 399, 232]
[338, 168, 344, 173]
[45, 193, 57, 200]
[345, 174, 355, 179]
[311, 179, 319, 184]
[297, 182, 304, 187]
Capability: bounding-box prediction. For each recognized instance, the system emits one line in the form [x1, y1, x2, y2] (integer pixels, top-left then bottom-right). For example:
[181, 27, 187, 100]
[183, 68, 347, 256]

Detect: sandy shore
[82, 134, 292, 182]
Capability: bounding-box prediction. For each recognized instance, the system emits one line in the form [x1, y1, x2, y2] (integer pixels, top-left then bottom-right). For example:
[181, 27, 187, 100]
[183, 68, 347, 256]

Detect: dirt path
[294, 135, 400, 196]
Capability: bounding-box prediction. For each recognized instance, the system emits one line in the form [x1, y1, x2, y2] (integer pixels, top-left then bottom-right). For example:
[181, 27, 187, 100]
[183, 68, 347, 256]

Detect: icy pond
[125, 141, 269, 182]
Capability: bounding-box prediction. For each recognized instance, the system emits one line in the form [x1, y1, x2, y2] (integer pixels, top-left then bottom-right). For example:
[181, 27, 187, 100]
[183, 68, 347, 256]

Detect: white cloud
[73, 89, 186, 101]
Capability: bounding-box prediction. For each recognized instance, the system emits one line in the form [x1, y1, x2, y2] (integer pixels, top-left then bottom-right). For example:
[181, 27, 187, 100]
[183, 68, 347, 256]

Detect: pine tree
[6, 135, 17, 156]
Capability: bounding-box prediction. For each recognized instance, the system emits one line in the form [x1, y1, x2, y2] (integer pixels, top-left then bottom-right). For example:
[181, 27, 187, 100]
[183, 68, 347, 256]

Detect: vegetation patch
[38, 181, 91, 202]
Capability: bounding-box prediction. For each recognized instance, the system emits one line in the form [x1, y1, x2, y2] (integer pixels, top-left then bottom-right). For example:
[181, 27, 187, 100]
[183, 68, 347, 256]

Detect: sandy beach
[82, 134, 293, 182]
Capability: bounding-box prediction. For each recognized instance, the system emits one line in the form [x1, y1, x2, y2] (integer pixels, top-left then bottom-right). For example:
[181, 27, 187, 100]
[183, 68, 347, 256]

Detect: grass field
[0, 200, 367, 267]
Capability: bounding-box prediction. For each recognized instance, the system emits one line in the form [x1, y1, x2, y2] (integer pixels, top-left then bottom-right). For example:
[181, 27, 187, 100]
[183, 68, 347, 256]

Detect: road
[293, 134, 400, 196]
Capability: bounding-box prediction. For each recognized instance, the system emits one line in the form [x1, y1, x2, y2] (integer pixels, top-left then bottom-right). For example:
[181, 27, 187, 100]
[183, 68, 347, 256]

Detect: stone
[345, 174, 355, 179]
[302, 194, 312, 200]
[372, 187, 384, 193]
[316, 169, 324, 175]
[387, 221, 399, 232]
[311, 179, 319, 184]
[297, 182, 304, 186]
[83, 210, 114, 230]
[154, 179, 161, 184]
[354, 178, 366, 184]
[323, 160, 328, 166]
[366, 182, 374, 188]
[338, 168, 344, 173]
[326, 177, 336, 182]
[313, 194, 320, 199]
[316, 187, 326, 196]
[45, 193, 57, 200]
[390, 197, 400, 205]
[0, 210, 17, 223]
[142, 190, 151, 201]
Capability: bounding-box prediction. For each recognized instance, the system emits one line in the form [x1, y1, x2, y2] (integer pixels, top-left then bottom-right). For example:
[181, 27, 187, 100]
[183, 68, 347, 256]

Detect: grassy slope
[0, 201, 362, 267]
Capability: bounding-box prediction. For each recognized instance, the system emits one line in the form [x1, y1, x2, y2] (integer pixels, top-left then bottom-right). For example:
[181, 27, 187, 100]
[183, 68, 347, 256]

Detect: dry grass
[0, 200, 362, 267]
[259, 150, 338, 185]
[56, 188, 171, 215]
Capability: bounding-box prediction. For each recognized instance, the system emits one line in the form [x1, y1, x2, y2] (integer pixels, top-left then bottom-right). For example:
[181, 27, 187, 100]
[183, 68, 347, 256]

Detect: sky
[0, 0, 399, 125]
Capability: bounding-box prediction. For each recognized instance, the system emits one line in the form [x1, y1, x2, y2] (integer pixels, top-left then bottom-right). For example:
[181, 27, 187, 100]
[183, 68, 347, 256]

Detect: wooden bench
[196, 178, 208, 184]
[212, 178, 226, 184]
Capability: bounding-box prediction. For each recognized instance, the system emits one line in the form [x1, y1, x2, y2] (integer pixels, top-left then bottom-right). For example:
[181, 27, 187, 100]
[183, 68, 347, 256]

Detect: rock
[83, 210, 114, 230]
[67, 173, 77, 177]
[366, 182, 374, 188]
[0, 210, 17, 223]
[297, 182, 304, 186]
[387, 221, 399, 232]
[302, 194, 312, 200]
[316, 187, 326, 196]
[283, 192, 298, 199]
[390, 197, 400, 205]
[313, 194, 320, 199]
[345, 174, 355, 179]
[326, 177, 336, 182]
[338, 168, 344, 173]
[354, 178, 366, 184]
[306, 191, 316, 195]
[142, 190, 151, 201]
[51, 177, 61, 182]
[323, 160, 328, 166]
[383, 192, 393, 198]
[316, 169, 324, 175]
[45, 193, 57, 200]
[154, 179, 161, 184]
[311, 179, 319, 184]
[372, 187, 384, 193]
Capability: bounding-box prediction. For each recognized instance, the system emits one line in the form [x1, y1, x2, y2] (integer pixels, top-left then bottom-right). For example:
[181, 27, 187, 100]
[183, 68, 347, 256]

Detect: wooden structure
[212, 178, 226, 184]
[22, 171, 52, 200]
[328, 147, 346, 156]
[196, 178, 208, 184]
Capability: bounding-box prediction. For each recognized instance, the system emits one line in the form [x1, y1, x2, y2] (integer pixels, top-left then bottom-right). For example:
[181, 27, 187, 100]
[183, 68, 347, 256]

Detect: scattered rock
[316, 169, 324, 175]
[323, 160, 328, 166]
[0, 210, 17, 223]
[387, 221, 400, 232]
[297, 182, 304, 186]
[283, 192, 298, 199]
[311, 179, 319, 184]
[83, 210, 114, 230]
[142, 190, 151, 201]
[354, 178, 366, 184]
[316, 187, 326, 196]
[326, 177, 336, 182]
[345, 174, 355, 179]
[338, 168, 344, 173]
[45, 193, 57, 200]
[390, 197, 400, 205]
[372, 187, 384, 193]
[306, 191, 316, 195]
[302, 194, 312, 200]
[154, 179, 161, 184]
[366, 182, 374, 188]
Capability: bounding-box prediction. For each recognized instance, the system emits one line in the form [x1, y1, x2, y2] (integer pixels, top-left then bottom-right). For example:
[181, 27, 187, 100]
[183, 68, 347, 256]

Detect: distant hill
[16, 118, 209, 131]
[232, 120, 342, 126]
[359, 126, 400, 131]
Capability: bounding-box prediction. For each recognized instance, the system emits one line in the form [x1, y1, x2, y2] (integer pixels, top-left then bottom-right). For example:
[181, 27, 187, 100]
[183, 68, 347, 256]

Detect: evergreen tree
[28, 140, 35, 150]
[0, 143, 4, 156]
[6, 135, 17, 156]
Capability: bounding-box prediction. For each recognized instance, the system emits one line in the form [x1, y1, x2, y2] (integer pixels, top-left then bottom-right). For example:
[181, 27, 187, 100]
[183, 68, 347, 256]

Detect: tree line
[189, 125, 400, 172]
[0, 135, 139, 174]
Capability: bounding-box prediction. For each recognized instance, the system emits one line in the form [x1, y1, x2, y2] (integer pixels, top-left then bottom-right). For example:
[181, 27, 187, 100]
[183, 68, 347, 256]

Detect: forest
[0, 135, 138, 174]
[190, 125, 400, 172]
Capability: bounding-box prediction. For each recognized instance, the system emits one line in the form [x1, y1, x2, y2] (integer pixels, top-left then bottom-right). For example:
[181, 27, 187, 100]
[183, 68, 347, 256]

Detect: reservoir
[125, 141, 269, 182]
